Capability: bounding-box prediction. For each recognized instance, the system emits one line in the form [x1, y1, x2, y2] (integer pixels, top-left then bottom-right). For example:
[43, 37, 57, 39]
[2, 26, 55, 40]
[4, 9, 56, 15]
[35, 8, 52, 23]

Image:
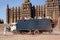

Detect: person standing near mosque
[4, 26, 7, 36]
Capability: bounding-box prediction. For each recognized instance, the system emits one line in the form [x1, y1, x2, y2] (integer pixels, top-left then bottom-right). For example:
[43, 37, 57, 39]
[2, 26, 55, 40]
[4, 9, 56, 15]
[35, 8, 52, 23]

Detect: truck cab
[9, 23, 16, 31]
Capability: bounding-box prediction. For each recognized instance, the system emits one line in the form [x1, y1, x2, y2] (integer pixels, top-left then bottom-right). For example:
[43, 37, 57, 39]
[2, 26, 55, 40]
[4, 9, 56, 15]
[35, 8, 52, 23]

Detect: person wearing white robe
[4, 26, 6, 35]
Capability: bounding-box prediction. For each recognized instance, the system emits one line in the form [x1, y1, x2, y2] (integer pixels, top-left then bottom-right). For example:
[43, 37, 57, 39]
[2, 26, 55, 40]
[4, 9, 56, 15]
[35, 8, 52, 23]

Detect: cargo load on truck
[16, 18, 53, 34]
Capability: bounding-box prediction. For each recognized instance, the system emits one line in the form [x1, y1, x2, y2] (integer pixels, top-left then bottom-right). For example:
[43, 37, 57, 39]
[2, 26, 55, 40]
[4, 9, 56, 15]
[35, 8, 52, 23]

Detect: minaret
[6, 4, 9, 24]
[46, 0, 59, 19]
[35, 5, 40, 18]
[53, 0, 59, 19]
[16, 7, 17, 22]
[20, 0, 32, 18]
[17, 7, 20, 20]
[14, 7, 17, 23]
[11, 7, 14, 23]
[46, 0, 53, 19]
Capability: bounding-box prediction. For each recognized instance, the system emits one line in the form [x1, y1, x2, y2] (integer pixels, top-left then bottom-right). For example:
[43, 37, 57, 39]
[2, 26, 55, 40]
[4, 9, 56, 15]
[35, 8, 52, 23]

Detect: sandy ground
[0, 35, 60, 40]
[0, 30, 60, 40]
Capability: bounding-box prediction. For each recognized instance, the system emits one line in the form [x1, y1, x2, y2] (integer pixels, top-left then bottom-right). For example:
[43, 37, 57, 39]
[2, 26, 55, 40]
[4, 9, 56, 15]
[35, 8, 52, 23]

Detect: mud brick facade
[6, 0, 60, 24]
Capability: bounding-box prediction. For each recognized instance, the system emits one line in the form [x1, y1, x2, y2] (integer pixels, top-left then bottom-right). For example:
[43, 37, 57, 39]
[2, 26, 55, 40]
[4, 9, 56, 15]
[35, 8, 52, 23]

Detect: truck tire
[34, 30, 39, 35]
[13, 30, 17, 34]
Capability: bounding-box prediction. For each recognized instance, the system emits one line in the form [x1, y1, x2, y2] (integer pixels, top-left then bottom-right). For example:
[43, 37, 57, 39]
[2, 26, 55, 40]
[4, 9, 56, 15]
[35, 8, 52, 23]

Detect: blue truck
[16, 18, 53, 34]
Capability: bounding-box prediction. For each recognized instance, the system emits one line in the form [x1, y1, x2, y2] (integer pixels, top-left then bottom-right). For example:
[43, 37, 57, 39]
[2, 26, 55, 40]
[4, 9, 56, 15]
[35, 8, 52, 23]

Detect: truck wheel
[13, 30, 17, 34]
[17, 31, 21, 34]
[34, 30, 39, 35]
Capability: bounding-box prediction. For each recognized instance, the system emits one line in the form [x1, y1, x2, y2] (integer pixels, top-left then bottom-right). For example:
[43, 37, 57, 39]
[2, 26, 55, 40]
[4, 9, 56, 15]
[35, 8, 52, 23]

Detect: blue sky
[0, 0, 46, 23]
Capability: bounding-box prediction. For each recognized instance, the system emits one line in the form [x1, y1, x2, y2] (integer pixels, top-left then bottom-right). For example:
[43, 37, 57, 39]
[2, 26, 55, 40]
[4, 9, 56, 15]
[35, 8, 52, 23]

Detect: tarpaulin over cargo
[16, 19, 51, 30]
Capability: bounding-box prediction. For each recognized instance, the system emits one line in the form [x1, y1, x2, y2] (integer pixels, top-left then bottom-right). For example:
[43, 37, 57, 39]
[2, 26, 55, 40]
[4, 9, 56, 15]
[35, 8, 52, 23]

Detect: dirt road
[0, 34, 60, 40]
[0, 31, 60, 40]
